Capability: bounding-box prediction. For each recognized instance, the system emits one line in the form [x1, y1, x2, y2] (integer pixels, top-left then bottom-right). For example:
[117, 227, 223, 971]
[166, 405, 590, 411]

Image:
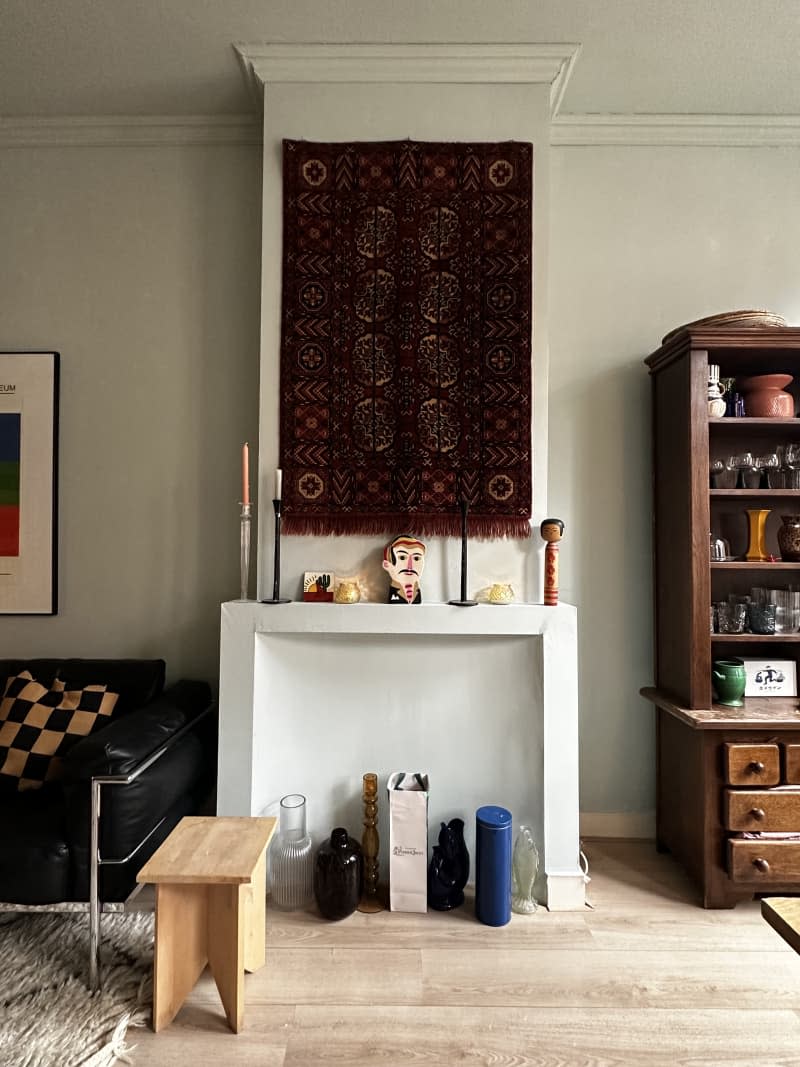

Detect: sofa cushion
[0, 672, 118, 792]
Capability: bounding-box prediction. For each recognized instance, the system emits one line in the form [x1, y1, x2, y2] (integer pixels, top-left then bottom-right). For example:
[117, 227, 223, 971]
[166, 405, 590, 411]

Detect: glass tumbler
[716, 602, 747, 634]
[748, 602, 776, 635]
[769, 589, 800, 634]
[268, 793, 314, 910]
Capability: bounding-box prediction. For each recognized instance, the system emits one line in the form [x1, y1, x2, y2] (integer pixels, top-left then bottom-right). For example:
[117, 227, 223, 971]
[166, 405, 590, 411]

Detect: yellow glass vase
[745, 508, 772, 562]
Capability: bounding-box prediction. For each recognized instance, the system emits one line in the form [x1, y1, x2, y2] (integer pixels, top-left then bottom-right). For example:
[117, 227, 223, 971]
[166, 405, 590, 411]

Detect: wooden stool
[137, 815, 276, 1033]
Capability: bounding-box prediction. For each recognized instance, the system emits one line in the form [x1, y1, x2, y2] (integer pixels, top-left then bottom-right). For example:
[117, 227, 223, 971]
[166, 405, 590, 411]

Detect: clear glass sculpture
[511, 824, 539, 914]
[268, 793, 313, 910]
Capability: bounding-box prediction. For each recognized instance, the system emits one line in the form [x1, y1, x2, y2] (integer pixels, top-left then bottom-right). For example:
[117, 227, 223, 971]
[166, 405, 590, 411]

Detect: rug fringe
[81, 1012, 133, 1067]
[282, 514, 532, 540]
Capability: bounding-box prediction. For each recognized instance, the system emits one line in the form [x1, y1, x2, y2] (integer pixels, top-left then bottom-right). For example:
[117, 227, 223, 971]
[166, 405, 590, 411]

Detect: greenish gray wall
[550, 144, 800, 826]
[0, 144, 262, 684]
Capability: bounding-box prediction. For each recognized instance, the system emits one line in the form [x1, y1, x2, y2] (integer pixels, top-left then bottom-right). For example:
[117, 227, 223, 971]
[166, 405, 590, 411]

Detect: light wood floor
[132, 840, 800, 1066]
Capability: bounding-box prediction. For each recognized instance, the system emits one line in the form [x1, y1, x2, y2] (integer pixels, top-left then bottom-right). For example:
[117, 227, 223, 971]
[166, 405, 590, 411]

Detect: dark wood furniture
[643, 688, 800, 907]
[643, 325, 800, 907]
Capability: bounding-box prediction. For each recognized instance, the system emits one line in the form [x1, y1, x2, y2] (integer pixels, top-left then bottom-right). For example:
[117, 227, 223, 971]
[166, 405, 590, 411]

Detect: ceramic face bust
[382, 534, 426, 604]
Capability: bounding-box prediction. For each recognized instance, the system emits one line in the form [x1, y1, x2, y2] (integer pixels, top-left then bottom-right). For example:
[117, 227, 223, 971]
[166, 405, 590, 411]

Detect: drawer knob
[753, 857, 770, 873]
[750, 807, 766, 821]
[749, 761, 765, 773]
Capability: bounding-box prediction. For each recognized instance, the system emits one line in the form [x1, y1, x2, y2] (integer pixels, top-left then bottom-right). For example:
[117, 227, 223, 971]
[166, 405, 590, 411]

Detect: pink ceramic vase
[736, 374, 795, 417]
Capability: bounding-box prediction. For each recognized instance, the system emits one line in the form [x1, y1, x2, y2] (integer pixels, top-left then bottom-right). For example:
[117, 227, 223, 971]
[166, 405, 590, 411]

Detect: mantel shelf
[223, 599, 575, 638]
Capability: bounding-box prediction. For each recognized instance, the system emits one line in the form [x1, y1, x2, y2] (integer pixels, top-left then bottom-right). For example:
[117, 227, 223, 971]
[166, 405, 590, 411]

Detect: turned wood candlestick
[357, 771, 384, 913]
[540, 518, 565, 606]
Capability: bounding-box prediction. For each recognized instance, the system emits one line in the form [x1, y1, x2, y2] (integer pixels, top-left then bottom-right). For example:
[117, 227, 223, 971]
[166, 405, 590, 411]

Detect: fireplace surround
[218, 600, 584, 910]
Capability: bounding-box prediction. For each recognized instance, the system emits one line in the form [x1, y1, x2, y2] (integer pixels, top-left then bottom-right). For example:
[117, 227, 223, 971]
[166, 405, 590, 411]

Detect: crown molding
[7, 110, 798, 151]
[234, 42, 582, 118]
[0, 115, 262, 148]
[552, 113, 800, 147]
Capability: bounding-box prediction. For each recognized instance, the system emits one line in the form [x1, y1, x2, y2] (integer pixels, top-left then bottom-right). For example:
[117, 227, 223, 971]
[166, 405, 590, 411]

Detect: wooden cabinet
[643, 690, 800, 906]
[643, 324, 800, 907]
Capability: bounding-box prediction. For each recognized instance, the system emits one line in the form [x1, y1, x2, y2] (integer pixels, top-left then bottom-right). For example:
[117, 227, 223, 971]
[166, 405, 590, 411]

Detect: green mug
[712, 658, 747, 706]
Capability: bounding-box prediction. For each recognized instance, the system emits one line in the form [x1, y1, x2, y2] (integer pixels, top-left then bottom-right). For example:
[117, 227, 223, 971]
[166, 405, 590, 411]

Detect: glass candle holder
[239, 502, 252, 600]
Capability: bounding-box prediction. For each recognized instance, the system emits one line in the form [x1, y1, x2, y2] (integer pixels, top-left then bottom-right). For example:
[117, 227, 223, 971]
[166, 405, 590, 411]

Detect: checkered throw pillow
[0, 671, 119, 792]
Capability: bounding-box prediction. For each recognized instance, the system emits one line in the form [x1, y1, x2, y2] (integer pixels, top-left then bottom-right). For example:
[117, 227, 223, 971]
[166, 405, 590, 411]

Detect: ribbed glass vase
[269, 793, 313, 910]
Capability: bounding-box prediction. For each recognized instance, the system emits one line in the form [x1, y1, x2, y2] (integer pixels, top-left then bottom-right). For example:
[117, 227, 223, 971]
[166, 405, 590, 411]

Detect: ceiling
[2, 0, 799, 119]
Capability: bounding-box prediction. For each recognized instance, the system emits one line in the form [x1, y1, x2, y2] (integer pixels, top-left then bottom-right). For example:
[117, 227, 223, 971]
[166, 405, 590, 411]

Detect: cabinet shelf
[710, 489, 800, 497]
[711, 633, 800, 643]
[710, 417, 800, 429]
[711, 561, 797, 570]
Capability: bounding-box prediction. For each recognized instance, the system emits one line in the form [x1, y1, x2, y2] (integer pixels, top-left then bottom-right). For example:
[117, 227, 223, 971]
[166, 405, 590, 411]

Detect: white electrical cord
[579, 844, 594, 909]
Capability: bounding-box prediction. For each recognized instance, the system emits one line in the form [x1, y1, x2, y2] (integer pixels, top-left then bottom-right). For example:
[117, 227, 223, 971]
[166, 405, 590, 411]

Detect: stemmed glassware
[755, 453, 780, 489]
[786, 444, 800, 489]
[727, 452, 755, 490]
[709, 459, 725, 489]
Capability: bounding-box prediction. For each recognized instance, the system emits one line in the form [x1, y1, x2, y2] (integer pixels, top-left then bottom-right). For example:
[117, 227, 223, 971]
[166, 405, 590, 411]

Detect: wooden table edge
[136, 815, 277, 886]
[761, 896, 800, 955]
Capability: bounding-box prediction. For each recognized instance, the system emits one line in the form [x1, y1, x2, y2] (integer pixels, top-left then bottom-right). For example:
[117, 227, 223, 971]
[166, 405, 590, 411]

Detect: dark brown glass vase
[778, 514, 800, 562]
[313, 828, 363, 920]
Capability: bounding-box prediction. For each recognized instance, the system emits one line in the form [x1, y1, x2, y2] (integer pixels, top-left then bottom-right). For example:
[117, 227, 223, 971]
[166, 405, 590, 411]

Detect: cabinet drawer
[728, 839, 800, 883]
[724, 789, 800, 831]
[723, 743, 780, 786]
[785, 744, 800, 784]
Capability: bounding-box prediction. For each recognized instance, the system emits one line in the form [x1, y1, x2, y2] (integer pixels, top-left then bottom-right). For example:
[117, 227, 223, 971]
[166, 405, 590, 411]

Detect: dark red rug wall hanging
[279, 139, 533, 539]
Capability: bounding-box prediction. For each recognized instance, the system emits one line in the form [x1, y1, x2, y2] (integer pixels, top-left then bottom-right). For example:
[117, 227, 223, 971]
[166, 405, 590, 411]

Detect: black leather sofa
[0, 658, 215, 906]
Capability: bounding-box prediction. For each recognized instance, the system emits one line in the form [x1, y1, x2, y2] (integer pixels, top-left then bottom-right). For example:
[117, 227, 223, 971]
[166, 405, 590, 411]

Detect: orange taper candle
[242, 442, 250, 505]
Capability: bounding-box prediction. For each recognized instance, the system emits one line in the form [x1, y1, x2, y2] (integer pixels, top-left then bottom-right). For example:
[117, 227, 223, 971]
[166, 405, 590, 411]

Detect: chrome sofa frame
[0, 705, 212, 990]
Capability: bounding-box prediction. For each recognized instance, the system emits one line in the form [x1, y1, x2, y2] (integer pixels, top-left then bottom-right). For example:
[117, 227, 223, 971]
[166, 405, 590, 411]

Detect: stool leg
[244, 850, 267, 973]
[153, 883, 208, 1032]
[207, 883, 245, 1033]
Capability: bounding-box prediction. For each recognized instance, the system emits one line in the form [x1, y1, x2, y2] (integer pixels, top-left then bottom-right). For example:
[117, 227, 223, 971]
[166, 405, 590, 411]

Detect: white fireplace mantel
[218, 600, 583, 910]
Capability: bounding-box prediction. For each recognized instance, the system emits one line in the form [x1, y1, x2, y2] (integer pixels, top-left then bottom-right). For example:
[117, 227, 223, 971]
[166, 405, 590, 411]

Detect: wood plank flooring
[131, 840, 800, 1066]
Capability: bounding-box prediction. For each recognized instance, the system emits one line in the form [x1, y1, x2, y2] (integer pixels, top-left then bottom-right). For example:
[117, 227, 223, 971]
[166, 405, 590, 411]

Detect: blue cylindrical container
[475, 805, 512, 926]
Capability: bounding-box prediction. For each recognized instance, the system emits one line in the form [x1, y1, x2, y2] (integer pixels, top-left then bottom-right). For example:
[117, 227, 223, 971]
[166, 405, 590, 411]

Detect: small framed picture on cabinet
[741, 658, 797, 698]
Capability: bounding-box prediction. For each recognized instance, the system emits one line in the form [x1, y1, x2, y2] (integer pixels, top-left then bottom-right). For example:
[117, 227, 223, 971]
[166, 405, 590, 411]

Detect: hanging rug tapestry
[279, 138, 533, 539]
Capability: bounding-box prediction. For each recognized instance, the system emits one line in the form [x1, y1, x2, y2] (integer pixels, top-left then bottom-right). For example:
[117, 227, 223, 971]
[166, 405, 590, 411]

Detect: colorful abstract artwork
[0, 413, 20, 557]
[0, 351, 58, 614]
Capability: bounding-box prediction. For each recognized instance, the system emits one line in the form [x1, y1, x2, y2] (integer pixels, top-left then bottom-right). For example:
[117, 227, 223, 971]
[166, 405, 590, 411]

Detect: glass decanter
[268, 793, 313, 910]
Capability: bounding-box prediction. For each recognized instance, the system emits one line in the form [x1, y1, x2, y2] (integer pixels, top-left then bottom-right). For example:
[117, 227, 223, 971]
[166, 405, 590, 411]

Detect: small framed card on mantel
[303, 572, 334, 603]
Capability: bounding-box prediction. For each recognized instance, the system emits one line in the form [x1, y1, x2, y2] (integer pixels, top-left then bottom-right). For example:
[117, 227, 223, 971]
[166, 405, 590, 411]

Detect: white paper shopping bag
[387, 771, 429, 913]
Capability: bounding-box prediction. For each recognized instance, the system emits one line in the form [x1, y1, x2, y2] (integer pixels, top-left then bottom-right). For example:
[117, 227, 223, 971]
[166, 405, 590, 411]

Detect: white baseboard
[544, 870, 587, 911]
[580, 811, 656, 839]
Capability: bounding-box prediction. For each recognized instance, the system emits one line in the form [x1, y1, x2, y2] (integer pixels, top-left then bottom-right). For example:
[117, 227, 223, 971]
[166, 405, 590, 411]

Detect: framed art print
[0, 352, 59, 614]
[742, 658, 797, 697]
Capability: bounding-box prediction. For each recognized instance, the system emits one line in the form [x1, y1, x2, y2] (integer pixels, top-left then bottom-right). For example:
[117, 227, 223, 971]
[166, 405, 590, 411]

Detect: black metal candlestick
[261, 498, 291, 605]
[449, 498, 477, 607]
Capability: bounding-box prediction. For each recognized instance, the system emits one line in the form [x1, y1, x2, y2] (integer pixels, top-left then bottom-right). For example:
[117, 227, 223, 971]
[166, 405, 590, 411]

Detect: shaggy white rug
[0, 911, 154, 1067]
